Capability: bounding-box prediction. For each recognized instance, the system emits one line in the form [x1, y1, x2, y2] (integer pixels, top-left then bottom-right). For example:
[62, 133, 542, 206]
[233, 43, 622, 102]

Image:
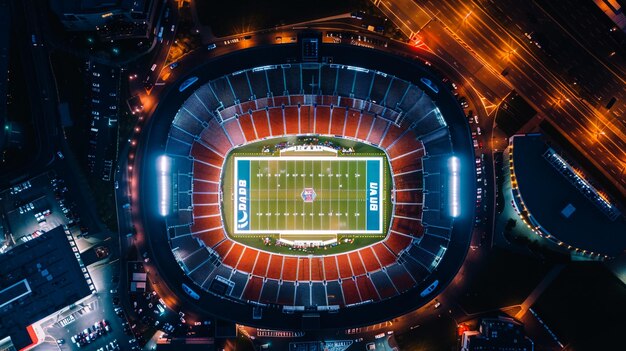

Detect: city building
[461, 316, 534, 351]
[49, 0, 158, 39]
[508, 134, 626, 259]
[0, 226, 93, 350]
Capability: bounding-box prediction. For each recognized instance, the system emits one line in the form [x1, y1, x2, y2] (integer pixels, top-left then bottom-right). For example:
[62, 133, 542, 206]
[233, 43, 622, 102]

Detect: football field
[233, 156, 384, 234]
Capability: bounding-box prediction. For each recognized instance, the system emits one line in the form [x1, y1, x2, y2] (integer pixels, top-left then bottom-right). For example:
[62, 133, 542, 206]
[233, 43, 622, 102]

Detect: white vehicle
[150, 64, 157, 71]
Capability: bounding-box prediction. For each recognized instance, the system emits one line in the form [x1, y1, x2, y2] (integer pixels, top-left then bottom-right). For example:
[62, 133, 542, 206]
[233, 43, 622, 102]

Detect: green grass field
[221, 137, 392, 255]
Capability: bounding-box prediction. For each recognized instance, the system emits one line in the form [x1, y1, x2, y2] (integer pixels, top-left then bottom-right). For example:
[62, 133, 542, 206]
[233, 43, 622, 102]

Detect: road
[376, 0, 626, 200]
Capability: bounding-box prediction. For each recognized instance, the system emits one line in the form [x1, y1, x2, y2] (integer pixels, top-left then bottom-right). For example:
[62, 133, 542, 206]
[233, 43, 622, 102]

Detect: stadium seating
[348, 252, 367, 276]
[267, 255, 284, 280]
[336, 254, 353, 279]
[251, 110, 271, 139]
[356, 112, 374, 141]
[236, 247, 258, 273]
[356, 275, 379, 302]
[268, 108, 285, 136]
[330, 107, 346, 136]
[311, 105, 328, 135]
[252, 251, 270, 276]
[168, 62, 458, 309]
[323, 256, 339, 281]
[338, 110, 356, 138]
[367, 118, 389, 145]
[237, 114, 257, 142]
[341, 279, 360, 305]
[282, 257, 298, 281]
[242, 276, 264, 302]
[222, 119, 246, 147]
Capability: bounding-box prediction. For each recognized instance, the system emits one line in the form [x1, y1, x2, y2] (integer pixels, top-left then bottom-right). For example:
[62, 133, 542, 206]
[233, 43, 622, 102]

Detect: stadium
[134, 38, 475, 330]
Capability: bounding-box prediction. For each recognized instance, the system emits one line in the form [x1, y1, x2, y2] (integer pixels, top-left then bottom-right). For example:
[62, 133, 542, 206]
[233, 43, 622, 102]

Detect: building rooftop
[462, 316, 534, 351]
[0, 226, 91, 350]
[510, 134, 626, 257]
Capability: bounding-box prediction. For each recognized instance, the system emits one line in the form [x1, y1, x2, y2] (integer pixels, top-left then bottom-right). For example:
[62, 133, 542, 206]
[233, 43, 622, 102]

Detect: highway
[376, 0, 626, 200]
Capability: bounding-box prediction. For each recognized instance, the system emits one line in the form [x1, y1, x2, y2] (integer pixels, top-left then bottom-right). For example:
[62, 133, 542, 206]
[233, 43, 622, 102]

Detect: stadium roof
[0, 226, 91, 350]
[511, 134, 626, 257]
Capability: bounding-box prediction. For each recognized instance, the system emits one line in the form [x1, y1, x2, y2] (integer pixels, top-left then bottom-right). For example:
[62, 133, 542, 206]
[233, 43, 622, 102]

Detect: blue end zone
[366, 160, 381, 231]
[236, 159, 251, 231]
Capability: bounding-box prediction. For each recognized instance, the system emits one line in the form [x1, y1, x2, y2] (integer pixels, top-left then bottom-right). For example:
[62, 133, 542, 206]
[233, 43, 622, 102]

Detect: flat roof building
[509, 134, 626, 259]
[49, 0, 157, 39]
[461, 316, 534, 351]
[0, 226, 92, 350]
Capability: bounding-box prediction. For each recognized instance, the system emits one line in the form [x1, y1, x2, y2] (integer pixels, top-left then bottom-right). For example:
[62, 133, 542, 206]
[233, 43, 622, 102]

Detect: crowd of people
[261, 137, 356, 154]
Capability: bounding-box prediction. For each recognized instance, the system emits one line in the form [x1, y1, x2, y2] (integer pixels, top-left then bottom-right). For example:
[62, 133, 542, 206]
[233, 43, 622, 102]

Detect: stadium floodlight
[449, 156, 460, 218]
[158, 155, 171, 217]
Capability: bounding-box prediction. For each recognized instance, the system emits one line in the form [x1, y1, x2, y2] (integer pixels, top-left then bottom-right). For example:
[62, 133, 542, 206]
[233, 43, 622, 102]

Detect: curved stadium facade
[136, 43, 475, 329]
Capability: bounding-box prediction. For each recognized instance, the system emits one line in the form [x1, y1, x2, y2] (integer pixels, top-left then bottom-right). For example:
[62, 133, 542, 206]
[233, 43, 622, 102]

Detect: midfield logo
[301, 188, 317, 203]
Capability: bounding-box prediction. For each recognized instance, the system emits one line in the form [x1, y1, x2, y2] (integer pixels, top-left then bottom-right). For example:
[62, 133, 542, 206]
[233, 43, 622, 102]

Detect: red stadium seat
[213, 239, 233, 258]
[300, 105, 313, 134]
[192, 204, 220, 217]
[323, 256, 339, 281]
[282, 256, 298, 281]
[341, 279, 360, 305]
[237, 114, 257, 142]
[366, 118, 389, 146]
[199, 123, 232, 155]
[387, 265, 416, 293]
[391, 216, 423, 237]
[322, 95, 339, 106]
[284, 106, 299, 135]
[192, 216, 222, 230]
[359, 247, 382, 272]
[290, 95, 305, 105]
[242, 276, 264, 302]
[268, 108, 285, 136]
[236, 247, 258, 273]
[252, 251, 270, 276]
[310, 257, 324, 281]
[385, 231, 412, 255]
[356, 275, 379, 302]
[348, 252, 366, 276]
[222, 243, 244, 267]
[339, 97, 355, 109]
[273, 96, 289, 106]
[191, 143, 224, 167]
[297, 257, 310, 282]
[192, 193, 219, 205]
[193, 161, 220, 182]
[251, 110, 271, 139]
[391, 150, 424, 175]
[395, 189, 423, 204]
[240, 101, 257, 113]
[336, 254, 353, 279]
[222, 119, 246, 146]
[395, 204, 423, 220]
[387, 130, 421, 159]
[356, 112, 374, 141]
[379, 123, 403, 150]
[267, 255, 284, 280]
[314, 105, 331, 135]
[394, 174, 423, 190]
[372, 243, 397, 267]
[329, 107, 346, 135]
[192, 227, 226, 248]
[343, 110, 360, 138]
[193, 179, 219, 193]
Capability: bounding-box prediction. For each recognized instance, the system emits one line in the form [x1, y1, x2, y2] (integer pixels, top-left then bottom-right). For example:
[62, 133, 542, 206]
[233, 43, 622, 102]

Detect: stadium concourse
[133, 41, 475, 329]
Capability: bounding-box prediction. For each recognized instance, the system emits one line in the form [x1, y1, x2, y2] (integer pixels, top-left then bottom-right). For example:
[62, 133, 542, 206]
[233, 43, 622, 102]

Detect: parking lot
[0, 172, 87, 253]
